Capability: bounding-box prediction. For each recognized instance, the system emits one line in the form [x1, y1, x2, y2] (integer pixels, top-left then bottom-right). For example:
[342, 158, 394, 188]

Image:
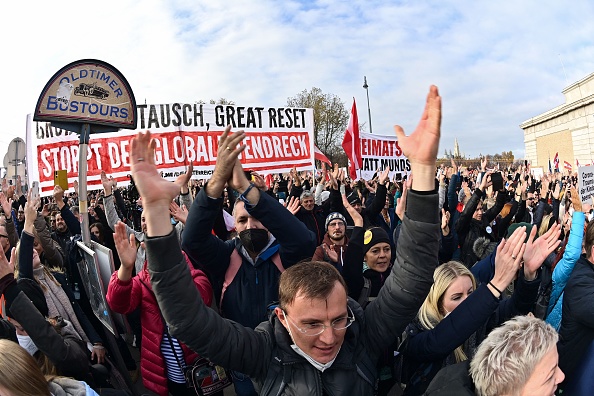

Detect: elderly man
[130, 84, 442, 395]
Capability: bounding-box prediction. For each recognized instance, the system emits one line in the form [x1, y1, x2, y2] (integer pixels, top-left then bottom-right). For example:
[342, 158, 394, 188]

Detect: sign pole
[79, 123, 91, 244]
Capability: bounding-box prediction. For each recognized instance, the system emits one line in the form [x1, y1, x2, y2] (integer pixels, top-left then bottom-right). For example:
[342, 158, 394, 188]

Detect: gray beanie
[325, 212, 347, 231]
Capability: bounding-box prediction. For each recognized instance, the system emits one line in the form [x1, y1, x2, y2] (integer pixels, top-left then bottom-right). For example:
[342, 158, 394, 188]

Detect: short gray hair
[300, 191, 313, 201]
[470, 315, 558, 396]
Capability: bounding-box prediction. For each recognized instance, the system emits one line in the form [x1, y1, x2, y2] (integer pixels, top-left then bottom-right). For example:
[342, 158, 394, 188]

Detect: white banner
[26, 104, 314, 196]
[358, 132, 410, 180]
[578, 165, 594, 205]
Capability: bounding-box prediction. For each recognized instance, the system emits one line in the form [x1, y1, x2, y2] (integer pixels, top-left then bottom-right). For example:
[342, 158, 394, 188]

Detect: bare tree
[287, 87, 349, 163]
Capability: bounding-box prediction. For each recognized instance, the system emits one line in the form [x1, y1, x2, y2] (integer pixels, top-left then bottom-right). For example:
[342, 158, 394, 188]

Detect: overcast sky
[2, 0, 594, 160]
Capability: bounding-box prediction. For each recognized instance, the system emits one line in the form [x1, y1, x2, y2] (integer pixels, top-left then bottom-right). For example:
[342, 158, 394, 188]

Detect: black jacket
[424, 361, 475, 396]
[148, 188, 441, 395]
[402, 272, 540, 395]
[456, 188, 505, 268]
[558, 255, 594, 379]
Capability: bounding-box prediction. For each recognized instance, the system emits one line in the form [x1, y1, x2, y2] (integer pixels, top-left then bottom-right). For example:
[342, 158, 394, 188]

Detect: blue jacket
[182, 187, 316, 329]
[546, 211, 585, 330]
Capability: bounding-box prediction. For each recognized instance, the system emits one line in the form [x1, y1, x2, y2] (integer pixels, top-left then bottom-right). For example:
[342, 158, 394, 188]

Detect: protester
[424, 315, 564, 396]
[311, 212, 349, 271]
[181, 126, 316, 395]
[400, 223, 560, 395]
[544, 187, 586, 330]
[107, 221, 216, 396]
[557, 218, 594, 390]
[456, 171, 506, 268]
[130, 84, 442, 395]
[0, 339, 99, 396]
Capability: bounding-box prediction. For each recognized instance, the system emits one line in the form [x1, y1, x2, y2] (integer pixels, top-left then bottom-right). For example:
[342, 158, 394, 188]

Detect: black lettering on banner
[161, 104, 171, 127]
[225, 106, 236, 128]
[148, 105, 160, 129]
[172, 103, 182, 127]
[268, 108, 278, 128]
[137, 104, 147, 129]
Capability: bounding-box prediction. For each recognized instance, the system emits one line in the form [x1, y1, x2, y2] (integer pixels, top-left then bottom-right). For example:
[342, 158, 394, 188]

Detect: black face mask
[239, 229, 270, 255]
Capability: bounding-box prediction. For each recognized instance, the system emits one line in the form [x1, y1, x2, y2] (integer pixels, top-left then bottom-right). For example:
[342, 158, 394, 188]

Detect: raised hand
[251, 172, 267, 191]
[0, 244, 13, 279]
[322, 243, 339, 263]
[169, 201, 189, 225]
[284, 196, 301, 215]
[570, 186, 582, 212]
[100, 171, 116, 195]
[395, 176, 412, 220]
[113, 221, 137, 281]
[342, 193, 363, 227]
[378, 167, 391, 186]
[523, 223, 561, 280]
[206, 125, 246, 197]
[0, 192, 11, 217]
[175, 162, 194, 194]
[441, 208, 451, 236]
[394, 86, 441, 191]
[491, 226, 527, 294]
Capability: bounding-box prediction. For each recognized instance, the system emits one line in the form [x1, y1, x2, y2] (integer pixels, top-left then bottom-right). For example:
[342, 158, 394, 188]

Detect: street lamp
[363, 76, 373, 134]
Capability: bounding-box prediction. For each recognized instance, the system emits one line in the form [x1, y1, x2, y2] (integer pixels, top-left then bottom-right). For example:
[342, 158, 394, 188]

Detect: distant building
[521, 72, 594, 169]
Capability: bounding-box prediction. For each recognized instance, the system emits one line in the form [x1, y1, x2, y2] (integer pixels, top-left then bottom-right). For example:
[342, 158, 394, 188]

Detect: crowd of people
[0, 85, 592, 395]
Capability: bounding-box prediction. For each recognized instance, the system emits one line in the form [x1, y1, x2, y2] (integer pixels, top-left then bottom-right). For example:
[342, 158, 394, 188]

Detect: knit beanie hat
[325, 212, 346, 231]
[505, 222, 535, 243]
[347, 192, 362, 206]
[363, 227, 391, 254]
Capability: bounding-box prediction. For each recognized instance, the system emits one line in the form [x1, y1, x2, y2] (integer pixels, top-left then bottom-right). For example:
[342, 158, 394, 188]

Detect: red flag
[553, 152, 559, 171]
[341, 98, 361, 180]
[314, 145, 332, 166]
[265, 174, 274, 189]
[563, 160, 572, 171]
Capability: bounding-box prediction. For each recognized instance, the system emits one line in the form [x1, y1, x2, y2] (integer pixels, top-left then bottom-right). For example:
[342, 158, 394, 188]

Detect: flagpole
[363, 76, 373, 134]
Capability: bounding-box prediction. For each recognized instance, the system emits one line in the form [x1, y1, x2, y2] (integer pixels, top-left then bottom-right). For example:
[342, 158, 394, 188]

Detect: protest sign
[358, 132, 410, 180]
[578, 165, 594, 205]
[26, 104, 314, 196]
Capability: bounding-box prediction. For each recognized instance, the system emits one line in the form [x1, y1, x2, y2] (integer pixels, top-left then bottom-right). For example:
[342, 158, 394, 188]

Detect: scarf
[34, 266, 89, 344]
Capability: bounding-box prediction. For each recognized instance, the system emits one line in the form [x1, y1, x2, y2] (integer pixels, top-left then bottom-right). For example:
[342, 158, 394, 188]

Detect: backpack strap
[221, 250, 284, 309]
[357, 277, 373, 309]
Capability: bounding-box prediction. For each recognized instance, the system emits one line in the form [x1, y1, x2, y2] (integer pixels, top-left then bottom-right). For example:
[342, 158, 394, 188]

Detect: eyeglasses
[0, 234, 8, 239]
[282, 306, 355, 336]
[328, 221, 345, 228]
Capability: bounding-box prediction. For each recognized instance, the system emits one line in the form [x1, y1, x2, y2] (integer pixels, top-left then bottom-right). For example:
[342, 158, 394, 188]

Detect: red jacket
[107, 255, 213, 396]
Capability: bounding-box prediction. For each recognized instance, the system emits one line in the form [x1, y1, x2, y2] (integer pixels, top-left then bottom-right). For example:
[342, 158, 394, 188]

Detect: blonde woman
[0, 339, 98, 395]
[400, 224, 560, 395]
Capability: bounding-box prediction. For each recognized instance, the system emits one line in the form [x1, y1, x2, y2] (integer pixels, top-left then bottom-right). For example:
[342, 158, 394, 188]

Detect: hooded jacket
[148, 189, 440, 395]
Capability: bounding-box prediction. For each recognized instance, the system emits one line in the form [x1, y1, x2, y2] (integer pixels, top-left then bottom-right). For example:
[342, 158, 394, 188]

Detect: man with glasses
[0, 225, 11, 261]
[312, 212, 349, 271]
[132, 85, 442, 395]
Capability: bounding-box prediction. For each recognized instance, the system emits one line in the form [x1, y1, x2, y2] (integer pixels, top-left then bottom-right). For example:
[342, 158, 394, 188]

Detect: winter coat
[402, 273, 540, 395]
[545, 210, 585, 330]
[148, 188, 440, 396]
[558, 255, 594, 379]
[423, 361, 475, 396]
[456, 188, 505, 268]
[106, 257, 212, 396]
[182, 188, 316, 329]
